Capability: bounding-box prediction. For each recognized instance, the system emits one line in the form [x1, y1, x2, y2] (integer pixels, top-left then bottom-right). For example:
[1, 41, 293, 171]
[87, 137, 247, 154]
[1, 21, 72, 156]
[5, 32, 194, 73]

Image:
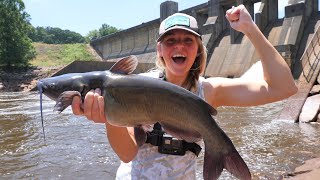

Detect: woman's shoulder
[202, 76, 227, 88]
[201, 77, 230, 108]
[139, 68, 164, 79]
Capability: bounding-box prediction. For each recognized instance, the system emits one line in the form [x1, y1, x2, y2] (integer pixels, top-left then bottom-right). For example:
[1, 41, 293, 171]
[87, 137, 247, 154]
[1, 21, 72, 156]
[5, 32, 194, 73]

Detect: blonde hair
[156, 37, 207, 93]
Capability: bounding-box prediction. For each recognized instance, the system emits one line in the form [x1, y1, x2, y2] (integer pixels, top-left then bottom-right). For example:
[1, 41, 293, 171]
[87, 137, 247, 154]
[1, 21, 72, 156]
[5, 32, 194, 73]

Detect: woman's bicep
[203, 77, 275, 107]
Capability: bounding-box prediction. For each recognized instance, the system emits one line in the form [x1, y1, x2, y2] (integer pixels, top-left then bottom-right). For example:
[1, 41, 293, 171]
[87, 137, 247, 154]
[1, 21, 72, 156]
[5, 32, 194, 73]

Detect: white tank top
[116, 71, 205, 180]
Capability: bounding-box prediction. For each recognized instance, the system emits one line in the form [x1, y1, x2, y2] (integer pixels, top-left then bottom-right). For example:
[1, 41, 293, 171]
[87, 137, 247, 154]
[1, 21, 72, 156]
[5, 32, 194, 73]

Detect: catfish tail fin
[203, 146, 251, 180]
[203, 150, 224, 180]
[224, 151, 251, 180]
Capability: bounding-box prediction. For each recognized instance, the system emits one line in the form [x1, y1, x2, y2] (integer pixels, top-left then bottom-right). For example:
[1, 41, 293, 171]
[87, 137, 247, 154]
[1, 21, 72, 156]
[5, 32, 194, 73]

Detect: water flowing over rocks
[283, 157, 320, 180]
[299, 94, 320, 122]
[299, 75, 320, 123]
[309, 85, 320, 96]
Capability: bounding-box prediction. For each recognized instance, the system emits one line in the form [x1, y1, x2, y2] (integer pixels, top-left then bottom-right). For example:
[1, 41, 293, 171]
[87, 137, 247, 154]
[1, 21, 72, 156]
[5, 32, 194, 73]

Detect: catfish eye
[49, 83, 56, 89]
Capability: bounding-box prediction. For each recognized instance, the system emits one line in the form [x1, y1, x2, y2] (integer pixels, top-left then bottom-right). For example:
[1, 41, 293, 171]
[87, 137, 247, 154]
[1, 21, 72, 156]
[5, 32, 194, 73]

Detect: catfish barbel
[37, 55, 251, 180]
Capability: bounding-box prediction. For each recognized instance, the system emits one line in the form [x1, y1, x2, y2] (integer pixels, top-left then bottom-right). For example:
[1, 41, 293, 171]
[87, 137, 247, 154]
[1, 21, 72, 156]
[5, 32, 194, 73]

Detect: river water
[0, 92, 319, 180]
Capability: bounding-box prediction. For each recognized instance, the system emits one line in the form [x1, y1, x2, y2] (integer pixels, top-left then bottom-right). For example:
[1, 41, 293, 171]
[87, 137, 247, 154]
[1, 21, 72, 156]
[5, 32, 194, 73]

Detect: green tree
[28, 26, 85, 44]
[99, 23, 119, 36]
[85, 29, 99, 42]
[0, 0, 36, 69]
[85, 23, 120, 43]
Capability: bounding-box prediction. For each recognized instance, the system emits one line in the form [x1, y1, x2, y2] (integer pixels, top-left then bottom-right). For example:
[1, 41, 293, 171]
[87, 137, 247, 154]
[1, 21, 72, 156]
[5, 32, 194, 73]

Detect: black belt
[145, 123, 202, 156]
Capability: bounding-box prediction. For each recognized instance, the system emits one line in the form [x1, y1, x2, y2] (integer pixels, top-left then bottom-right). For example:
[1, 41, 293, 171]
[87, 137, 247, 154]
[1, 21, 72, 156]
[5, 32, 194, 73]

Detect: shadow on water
[0, 92, 319, 179]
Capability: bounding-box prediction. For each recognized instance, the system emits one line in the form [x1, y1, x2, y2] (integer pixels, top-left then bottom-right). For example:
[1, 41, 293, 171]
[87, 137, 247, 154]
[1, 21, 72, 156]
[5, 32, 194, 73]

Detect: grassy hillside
[30, 43, 99, 67]
[0, 43, 100, 92]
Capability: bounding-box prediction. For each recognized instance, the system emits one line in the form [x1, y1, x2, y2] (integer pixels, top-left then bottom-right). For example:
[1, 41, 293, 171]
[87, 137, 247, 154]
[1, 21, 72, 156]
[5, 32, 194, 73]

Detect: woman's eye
[165, 38, 176, 45]
[184, 38, 193, 44]
[163, 37, 194, 46]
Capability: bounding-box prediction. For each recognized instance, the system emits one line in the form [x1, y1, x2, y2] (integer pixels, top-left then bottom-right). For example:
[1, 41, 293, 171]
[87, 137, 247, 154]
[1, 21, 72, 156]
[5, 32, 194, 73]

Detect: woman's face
[158, 29, 199, 78]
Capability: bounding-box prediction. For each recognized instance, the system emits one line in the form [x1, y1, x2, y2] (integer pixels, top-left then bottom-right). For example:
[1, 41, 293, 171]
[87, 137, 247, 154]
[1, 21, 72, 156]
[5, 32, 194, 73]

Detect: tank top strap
[197, 76, 205, 100]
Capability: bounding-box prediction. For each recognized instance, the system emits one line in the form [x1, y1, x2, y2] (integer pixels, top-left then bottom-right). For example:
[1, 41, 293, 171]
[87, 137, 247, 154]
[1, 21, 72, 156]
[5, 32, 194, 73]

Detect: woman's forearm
[105, 123, 138, 163]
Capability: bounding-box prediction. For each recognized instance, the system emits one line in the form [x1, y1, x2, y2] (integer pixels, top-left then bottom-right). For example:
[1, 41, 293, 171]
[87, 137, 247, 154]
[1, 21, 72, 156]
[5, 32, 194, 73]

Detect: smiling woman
[155, 13, 206, 92]
[71, 5, 297, 180]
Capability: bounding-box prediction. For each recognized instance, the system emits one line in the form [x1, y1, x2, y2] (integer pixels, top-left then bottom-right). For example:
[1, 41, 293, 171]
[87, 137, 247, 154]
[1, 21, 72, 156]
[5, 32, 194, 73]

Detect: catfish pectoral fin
[134, 126, 147, 147]
[54, 91, 81, 113]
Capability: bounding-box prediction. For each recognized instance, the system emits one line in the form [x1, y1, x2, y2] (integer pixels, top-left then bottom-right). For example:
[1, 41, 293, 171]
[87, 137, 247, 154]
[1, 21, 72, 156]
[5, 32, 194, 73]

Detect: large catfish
[37, 55, 251, 180]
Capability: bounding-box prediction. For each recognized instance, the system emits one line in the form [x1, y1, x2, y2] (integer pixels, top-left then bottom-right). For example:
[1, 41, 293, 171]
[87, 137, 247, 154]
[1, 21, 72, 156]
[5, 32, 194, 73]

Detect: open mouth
[172, 54, 186, 64]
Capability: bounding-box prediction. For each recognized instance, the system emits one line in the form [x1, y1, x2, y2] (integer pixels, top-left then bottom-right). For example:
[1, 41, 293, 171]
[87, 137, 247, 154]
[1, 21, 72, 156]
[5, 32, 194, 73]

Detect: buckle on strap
[146, 132, 202, 156]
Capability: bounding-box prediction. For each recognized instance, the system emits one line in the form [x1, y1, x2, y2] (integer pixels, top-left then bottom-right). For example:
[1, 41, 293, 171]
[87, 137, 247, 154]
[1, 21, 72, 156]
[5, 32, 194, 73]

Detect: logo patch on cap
[164, 15, 190, 30]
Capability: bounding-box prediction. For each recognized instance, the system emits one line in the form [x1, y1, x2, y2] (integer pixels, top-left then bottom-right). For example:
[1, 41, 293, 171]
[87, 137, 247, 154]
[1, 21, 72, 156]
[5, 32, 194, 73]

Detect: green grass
[30, 43, 97, 67]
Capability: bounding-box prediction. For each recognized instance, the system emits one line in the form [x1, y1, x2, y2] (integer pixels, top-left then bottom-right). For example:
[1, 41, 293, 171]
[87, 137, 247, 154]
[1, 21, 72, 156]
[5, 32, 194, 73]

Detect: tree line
[29, 23, 120, 44]
[29, 26, 85, 44]
[0, 0, 120, 69]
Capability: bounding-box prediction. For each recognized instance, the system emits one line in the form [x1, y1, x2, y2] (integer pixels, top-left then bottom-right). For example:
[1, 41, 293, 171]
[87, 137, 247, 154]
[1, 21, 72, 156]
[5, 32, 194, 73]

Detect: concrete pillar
[231, 0, 254, 43]
[288, 0, 304, 4]
[266, 0, 278, 22]
[285, 0, 306, 18]
[206, 0, 224, 32]
[208, 0, 221, 17]
[236, 0, 254, 19]
[305, 0, 318, 17]
[313, 0, 318, 14]
[160, 1, 178, 22]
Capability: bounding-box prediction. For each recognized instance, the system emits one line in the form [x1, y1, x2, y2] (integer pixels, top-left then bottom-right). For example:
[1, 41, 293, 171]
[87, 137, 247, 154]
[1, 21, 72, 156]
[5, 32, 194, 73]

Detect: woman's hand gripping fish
[37, 55, 251, 180]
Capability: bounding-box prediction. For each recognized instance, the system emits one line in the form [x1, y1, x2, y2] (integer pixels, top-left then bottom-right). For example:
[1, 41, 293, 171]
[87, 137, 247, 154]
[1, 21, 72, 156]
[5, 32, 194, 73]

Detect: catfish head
[36, 55, 138, 138]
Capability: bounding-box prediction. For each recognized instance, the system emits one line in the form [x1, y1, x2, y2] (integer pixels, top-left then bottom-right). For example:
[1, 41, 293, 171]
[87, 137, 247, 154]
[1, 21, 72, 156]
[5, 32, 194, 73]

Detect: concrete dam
[90, 0, 319, 78]
[55, 0, 320, 122]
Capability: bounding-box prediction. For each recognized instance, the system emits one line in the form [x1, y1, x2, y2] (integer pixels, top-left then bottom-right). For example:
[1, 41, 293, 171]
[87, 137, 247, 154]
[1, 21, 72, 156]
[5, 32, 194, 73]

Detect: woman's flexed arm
[204, 5, 297, 108]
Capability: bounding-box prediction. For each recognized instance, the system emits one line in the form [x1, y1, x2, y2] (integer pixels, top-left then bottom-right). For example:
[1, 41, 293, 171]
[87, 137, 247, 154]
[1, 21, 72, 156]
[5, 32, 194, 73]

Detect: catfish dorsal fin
[209, 105, 217, 116]
[204, 101, 217, 116]
[109, 55, 138, 74]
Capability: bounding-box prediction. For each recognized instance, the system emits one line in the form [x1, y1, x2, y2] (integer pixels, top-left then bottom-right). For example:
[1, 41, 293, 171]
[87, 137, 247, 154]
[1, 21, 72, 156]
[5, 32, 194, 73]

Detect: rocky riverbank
[299, 75, 320, 123]
[282, 156, 320, 180]
[0, 66, 62, 92]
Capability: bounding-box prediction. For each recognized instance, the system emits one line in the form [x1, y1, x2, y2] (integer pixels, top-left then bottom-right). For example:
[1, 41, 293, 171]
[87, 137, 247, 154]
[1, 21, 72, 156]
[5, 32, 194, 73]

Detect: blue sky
[23, 0, 288, 36]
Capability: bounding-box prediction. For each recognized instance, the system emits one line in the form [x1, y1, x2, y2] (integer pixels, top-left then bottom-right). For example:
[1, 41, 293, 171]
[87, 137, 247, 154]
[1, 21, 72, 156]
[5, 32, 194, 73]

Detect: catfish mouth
[172, 54, 186, 64]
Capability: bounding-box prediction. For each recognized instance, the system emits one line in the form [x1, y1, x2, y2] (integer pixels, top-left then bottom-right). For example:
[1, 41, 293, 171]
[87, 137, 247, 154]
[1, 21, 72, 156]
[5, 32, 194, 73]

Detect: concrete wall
[90, 0, 319, 78]
[91, 20, 159, 60]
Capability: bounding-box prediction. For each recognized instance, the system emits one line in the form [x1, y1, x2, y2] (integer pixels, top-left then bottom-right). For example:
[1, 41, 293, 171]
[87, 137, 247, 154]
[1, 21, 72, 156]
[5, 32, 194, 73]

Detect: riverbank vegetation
[0, 0, 120, 71]
[30, 43, 95, 67]
[0, 0, 36, 70]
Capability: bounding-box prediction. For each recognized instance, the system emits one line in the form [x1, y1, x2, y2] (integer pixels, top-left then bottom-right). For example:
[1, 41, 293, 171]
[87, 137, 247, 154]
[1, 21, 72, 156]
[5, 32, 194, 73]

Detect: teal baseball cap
[157, 13, 201, 42]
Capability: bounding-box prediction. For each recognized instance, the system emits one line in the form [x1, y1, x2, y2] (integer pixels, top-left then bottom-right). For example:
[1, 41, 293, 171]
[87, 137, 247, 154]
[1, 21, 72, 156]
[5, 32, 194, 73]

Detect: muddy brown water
[0, 92, 319, 179]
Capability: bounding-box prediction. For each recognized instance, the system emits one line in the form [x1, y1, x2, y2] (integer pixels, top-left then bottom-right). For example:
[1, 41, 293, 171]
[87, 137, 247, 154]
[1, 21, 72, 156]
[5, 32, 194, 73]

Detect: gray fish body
[37, 56, 251, 180]
[104, 74, 212, 140]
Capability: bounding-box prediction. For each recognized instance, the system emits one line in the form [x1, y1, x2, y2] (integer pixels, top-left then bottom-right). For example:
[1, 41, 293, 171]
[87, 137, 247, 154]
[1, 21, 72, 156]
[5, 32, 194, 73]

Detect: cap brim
[157, 26, 201, 42]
